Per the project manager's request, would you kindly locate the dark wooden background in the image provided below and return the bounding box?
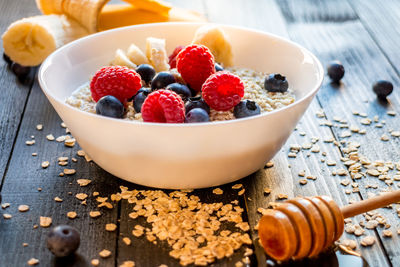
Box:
[1,0,400,266]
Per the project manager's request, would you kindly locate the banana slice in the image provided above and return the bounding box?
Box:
[2,15,88,66]
[192,25,233,67]
[112,49,137,69]
[146,37,169,72]
[36,0,64,14]
[127,44,149,66]
[61,0,109,33]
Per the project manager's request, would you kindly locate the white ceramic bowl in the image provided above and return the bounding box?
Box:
[39,23,323,189]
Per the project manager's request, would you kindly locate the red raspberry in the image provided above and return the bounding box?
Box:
[176,44,215,92]
[168,45,184,69]
[90,66,142,103]
[202,71,244,111]
[141,89,185,123]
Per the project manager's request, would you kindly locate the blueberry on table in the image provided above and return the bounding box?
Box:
[3,53,12,66]
[185,108,210,123]
[133,88,151,113]
[234,100,261,118]
[185,96,210,114]
[96,95,124,118]
[11,62,31,81]
[215,63,224,72]
[136,64,156,84]
[166,83,192,100]
[264,74,289,93]
[151,71,176,90]
[373,80,393,99]
[47,225,80,257]
[327,61,345,83]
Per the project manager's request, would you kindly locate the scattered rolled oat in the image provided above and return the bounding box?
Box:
[99,249,112,258]
[265,161,274,168]
[106,223,117,232]
[123,237,132,245]
[3,213,12,219]
[36,124,43,131]
[40,216,52,227]
[41,161,49,168]
[61,122,67,128]
[25,140,35,146]
[277,194,288,200]
[238,188,245,196]
[232,184,243,190]
[90,211,101,218]
[1,203,10,209]
[75,193,88,201]
[54,197,63,202]
[212,188,223,195]
[264,188,271,195]
[299,179,308,185]
[27,258,39,265]
[46,134,55,141]
[18,205,29,212]
[77,179,92,187]
[64,138,76,147]
[120,261,135,267]
[360,236,375,246]
[340,239,357,250]
[91,259,100,266]
[383,230,392,237]
[67,211,77,219]
[63,168,76,175]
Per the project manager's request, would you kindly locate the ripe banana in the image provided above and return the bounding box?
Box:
[112,49,137,68]
[192,25,234,67]
[122,0,172,16]
[35,0,64,14]
[146,37,170,72]
[127,44,149,65]
[2,15,88,66]
[61,0,109,33]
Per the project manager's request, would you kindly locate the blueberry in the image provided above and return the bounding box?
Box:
[185,108,210,123]
[185,96,210,114]
[151,71,176,90]
[215,63,224,72]
[373,80,393,99]
[11,62,31,81]
[133,88,151,113]
[136,64,156,84]
[166,83,192,100]
[96,95,124,118]
[234,100,261,118]
[327,61,345,82]
[264,74,289,93]
[3,53,12,66]
[47,225,80,257]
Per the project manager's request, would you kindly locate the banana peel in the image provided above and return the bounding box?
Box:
[2,0,207,66]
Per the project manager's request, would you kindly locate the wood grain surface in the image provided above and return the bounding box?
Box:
[1,0,400,266]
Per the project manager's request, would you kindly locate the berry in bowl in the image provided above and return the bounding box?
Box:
[39,23,323,189]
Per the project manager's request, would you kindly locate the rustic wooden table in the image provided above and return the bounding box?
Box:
[1,0,400,266]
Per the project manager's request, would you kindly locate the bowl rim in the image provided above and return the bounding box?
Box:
[38,22,324,128]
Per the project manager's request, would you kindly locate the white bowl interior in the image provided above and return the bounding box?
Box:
[41,23,322,104]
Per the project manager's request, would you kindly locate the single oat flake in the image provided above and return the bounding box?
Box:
[212,188,223,195]
[27,258,39,265]
[99,249,112,258]
[67,211,77,219]
[18,205,29,212]
[40,216,52,227]
[105,223,117,231]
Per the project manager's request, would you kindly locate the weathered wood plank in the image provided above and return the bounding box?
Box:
[276,0,400,266]
[349,0,400,76]
[0,0,38,188]
[205,0,388,266]
[0,82,120,266]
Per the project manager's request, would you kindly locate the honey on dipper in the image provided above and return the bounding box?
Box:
[258,191,400,262]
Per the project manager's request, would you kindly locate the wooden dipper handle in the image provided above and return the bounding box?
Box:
[341,190,400,218]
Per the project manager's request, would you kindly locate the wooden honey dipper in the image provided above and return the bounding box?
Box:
[258,190,400,262]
